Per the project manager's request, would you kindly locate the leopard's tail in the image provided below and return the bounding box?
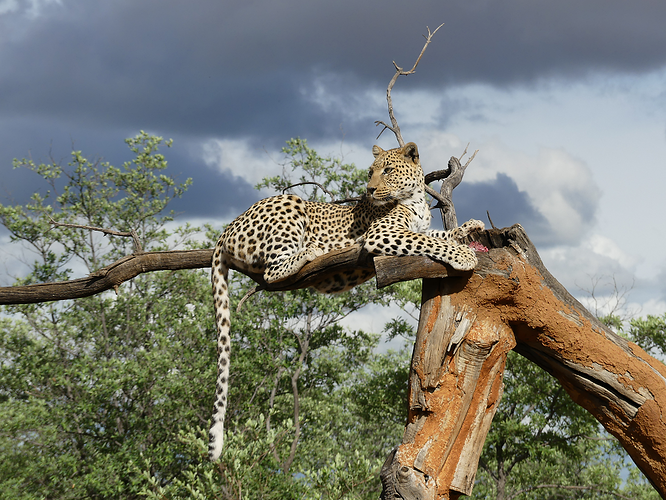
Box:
[208,241,231,461]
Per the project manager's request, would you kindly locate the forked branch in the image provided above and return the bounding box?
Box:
[421,144,478,230]
[375,23,445,146]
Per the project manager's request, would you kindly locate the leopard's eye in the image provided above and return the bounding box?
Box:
[383,167,393,175]
[368,169,373,180]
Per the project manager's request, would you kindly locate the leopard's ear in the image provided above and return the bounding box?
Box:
[372,145,384,158]
[402,142,419,163]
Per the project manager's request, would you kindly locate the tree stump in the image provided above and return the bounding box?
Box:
[379,277,515,499]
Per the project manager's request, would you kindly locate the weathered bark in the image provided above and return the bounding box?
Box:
[0,249,214,304]
[379,276,515,500]
[377,225,666,499]
[0,245,372,304]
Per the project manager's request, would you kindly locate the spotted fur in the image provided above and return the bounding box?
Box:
[208,142,484,460]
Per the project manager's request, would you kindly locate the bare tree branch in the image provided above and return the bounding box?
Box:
[438,145,478,229]
[486,210,497,229]
[0,249,213,304]
[49,217,143,253]
[421,144,479,229]
[282,181,336,201]
[332,196,363,205]
[282,182,362,205]
[236,285,263,312]
[375,23,445,146]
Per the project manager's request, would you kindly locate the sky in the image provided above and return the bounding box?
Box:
[1,0,665,322]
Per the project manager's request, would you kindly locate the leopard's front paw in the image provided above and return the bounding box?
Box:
[460,219,485,234]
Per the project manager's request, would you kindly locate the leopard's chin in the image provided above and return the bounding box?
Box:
[370,195,394,206]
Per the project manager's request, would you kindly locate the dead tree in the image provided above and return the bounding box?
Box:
[374,228,666,499]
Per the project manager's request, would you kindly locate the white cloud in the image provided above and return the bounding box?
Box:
[627,299,666,319]
[584,234,638,268]
[0,0,60,17]
[541,240,634,294]
[200,138,281,190]
[418,131,600,245]
[199,135,381,195]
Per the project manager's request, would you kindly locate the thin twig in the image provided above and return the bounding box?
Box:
[486,210,497,230]
[375,23,445,146]
[48,217,143,253]
[459,143,479,169]
[283,182,362,205]
[437,144,479,228]
[282,181,336,201]
[236,285,263,312]
[424,185,448,208]
[333,196,362,205]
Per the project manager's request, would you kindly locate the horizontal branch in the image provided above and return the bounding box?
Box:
[0,250,213,304]
[0,241,466,305]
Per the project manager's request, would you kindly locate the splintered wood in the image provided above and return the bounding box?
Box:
[381,278,515,500]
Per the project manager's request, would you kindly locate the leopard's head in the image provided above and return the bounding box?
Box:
[366,142,424,205]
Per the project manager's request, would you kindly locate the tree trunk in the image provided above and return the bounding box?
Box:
[378,225,666,499]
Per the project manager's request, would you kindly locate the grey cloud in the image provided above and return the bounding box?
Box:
[2,0,666,142]
[2,0,665,220]
[166,139,261,220]
[451,173,553,246]
[0,122,258,221]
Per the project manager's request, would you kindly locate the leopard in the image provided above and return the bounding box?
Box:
[208,141,484,460]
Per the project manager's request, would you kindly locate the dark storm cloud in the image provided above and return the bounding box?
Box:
[1,0,665,218]
[451,173,553,246]
[0,120,258,221]
[2,0,666,139]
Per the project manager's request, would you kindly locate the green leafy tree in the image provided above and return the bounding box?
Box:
[630,313,666,356]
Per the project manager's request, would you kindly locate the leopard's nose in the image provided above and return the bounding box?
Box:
[367,187,376,195]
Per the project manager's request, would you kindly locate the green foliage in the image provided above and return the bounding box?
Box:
[630,313,666,356]
[256,137,367,202]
